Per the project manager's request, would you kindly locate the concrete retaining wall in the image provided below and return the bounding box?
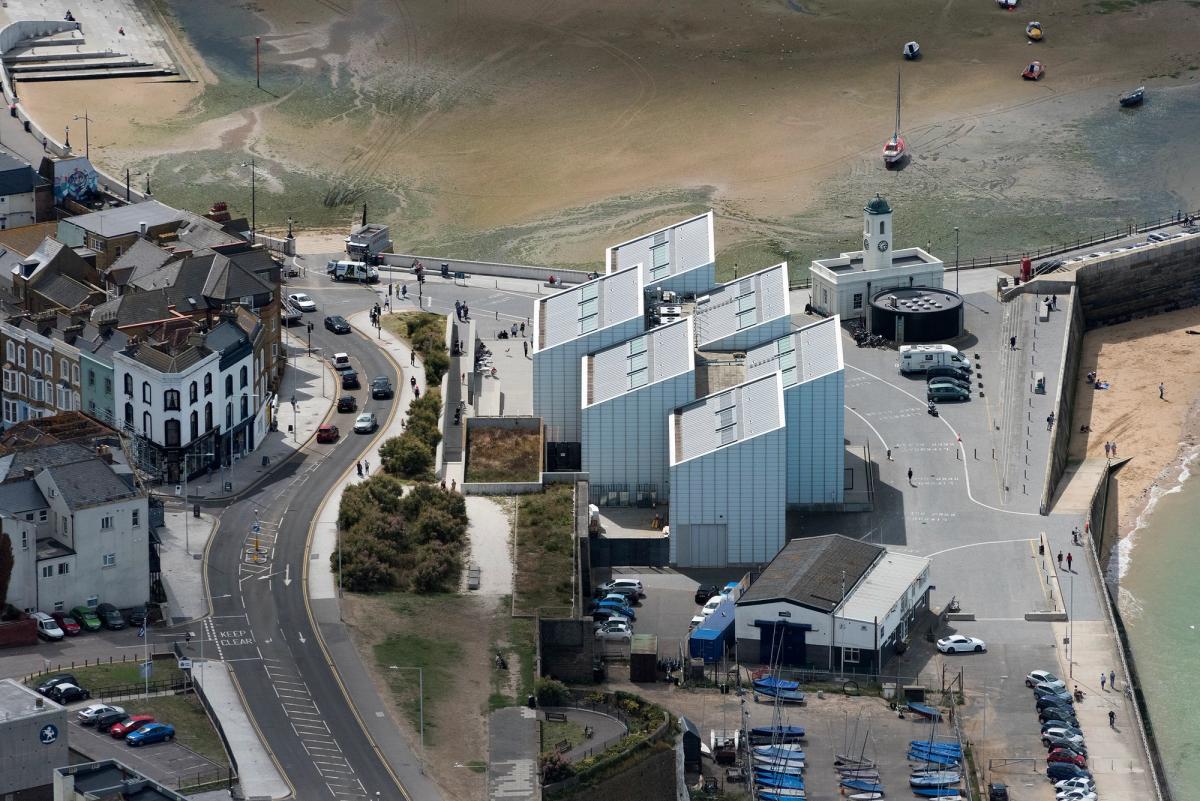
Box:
[381,252,593,286]
[1040,289,1085,514]
[1075,236,1200,327]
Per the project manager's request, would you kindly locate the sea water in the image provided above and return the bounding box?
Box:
[1120,450,1200,797]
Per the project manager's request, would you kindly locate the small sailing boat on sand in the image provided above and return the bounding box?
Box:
[883,70,907,167]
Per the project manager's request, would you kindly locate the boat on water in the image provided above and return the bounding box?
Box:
[1026,21,1043,40]
[751,724,806,742]
[841,779,884,793]
[910,772,962,788]
[883,70,907,166]
[907,701,942,721]
[1120,87,1145,107]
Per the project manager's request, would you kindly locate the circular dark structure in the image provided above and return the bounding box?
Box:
[870,286,964,343]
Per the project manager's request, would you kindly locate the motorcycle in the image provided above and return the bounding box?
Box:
[927,401,939,417]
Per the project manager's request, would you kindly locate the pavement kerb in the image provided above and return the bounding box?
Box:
[195,359,339,506]
[171,512,221,627]
[297,318,416,801]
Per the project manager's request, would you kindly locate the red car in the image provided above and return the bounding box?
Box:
[110,715,155,739]
[1047,748,1087,768]
[316,424,340,443]
[50,611,81,636]
[1022,61,1045,81]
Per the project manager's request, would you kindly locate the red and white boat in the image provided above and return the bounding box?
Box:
[883,71,907,166]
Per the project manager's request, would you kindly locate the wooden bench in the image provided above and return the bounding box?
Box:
[545,711,567,722]
[556,739,571,754]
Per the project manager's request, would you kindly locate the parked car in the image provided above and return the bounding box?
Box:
[928,382,971,402]
[370,377,394,399]
[287,293,317,312]
[928,375,971,392]
[720,581,740,598]
[50,611,81,636]
[126,607,148,627]
[49,683,91,703]
[1033,685,1074,704]
[325,315,351,334]
[1036,695,1075,712]
[126,722,175,747]
[599,578,645,597]
[1042,724,1084,739]
[69,606,102,632]
[1044,735,1086,755]
[78,704,124,726]
[1039,711,1080,728]
[593,601,636,620]
[700,596,724,616]
[689,615,706,628]
[316,424,340,443]
[95,603,126,630]
[590,609,631,625]
[595,593,632,607]
[1056,791,1096,801]
[1027,670,1065,690]
[595,585,639,604]
[1046,763,1091,782]
[94,710,131,732]
[337,395,358,413]
[936,635,986,653]
[694,585,718,604]
[1047,749,1087,768]
[1147,231,1171,243]
[36,674,77,696]
[353,412,377,433]
[926,365,972,383]
[1055,777,1095,794]
[31,611,65,641]
[595,622,633,642]
[110,715,155,739]
[341,370,360,390]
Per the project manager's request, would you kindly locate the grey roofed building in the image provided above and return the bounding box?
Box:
[736,535,883,612]
[55,759,190,801]
[106,237,179,290]
[92,287,176,327]
[175,210,242,251]
[585,316,694,406]
[745,314,844,388]
[535,266,642,352]
[671,371,785,464]
[61,199,185,237]
[29,270,91,309]
[0,152,40,195]
[692,262,791,350]
[0,479,45,514]
[43,459,138,510]
[0,442,95,481]
[605,211,716,295]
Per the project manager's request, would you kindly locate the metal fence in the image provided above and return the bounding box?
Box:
[173,765,236,792]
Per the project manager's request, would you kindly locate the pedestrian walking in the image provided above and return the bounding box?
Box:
[1046,412,1055,431]
[1109,670,1116,689]
[462,303,469,319]
[907,467,914,485]
[454,300,462,320]
[1112,440,1118,457]
[1072,527,1081,546]
[364,460,369,475]
[1104,441,1111,458]
[1100,672,1106,690]
[450,479,457,492]
[1057,551,1063,569]
[523,340,529,357]
[887,448,893,461]
[1159,382,1165,400]
[1109,710,1116,727]
[1010,335,1017,350]
[1066,552,1073,572]
[410,351,416,366]
[414,385,420,399]
[384,298,391,312]
[356,462,363,477]
[401,284,408,299]
[520,321,526,337]
[511,323,518,338]
[1051,294,1058,310]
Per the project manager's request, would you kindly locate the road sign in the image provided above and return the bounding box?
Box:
[178,658,193,669]
[137,625,146,639]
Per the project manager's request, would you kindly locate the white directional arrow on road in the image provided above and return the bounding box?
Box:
[298,631,307,645]
[284,564,291,587]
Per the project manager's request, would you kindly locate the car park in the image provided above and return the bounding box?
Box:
[36,675,77,696]
[94,710,131,732]
[1026,670,1065,689]
[110,715,155,739]
[49,683,91,703]
[69,606,102,632]
[95,603,126,630]
[1044,735,1086,755]
[928,383,971,402]
[32,611,65,640]
[595,622,633,641]
[600,579,645,597]
[926,365,972,383]
[316,424,340,443]
[337,395,358,413]
[370,377,394,399]
[936,634,986,653]
[342,369,360,390]
[287,293,317,312]
[51,611,81,636]
[694,585,718,604]
[325,315,351,334]
[353,412,377,433]
[1046,763,1091,782]
[126,722,175,746]
[78,704,124,725]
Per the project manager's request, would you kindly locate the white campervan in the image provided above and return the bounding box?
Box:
[899,344,973,374]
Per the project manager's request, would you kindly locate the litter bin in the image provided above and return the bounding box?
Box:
[193,504,200,518]
[224,481,232,493]
[262,455,270,467]
[527,694,536,709]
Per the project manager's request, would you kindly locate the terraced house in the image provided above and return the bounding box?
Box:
[0,315,82,426]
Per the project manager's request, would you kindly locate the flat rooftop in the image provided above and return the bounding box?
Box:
[61,199,185,238]
[536,266,642,352]
[745,314,844,387]
[585,316,694,406]
[0,677,62,720]
[813,246,941,275]
[692,262,790,348]
[606,211,715,287]
[840,550,930,624]
[671,371,784,464]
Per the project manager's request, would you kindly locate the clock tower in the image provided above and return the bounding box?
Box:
[862,193,893,271]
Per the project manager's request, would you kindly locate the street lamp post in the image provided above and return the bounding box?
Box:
[241,158,257,232]
[954,227,960,294]
[72,111,91,159]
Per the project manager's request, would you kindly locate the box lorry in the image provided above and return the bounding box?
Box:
[899,344,973,374]
[345,223,391,261]
[326,260,380,284]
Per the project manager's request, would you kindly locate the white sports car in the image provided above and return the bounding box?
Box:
[936,635,986,654]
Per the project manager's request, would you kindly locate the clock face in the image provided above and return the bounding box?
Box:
[864,238,870,251]
[877,240,889,253]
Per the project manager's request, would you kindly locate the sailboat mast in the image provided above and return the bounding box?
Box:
[894,70,902,138]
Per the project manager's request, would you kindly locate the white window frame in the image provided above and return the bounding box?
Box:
[100,515,114,531]
[60,358,69,378]
[843,647,861,664]
[102,553,116,567]
[32,349,40,372]
[16,345,25,367]
[131,509,140,528]
[38,510,47,522]
[4,340,12,362]
[41,564,52,578]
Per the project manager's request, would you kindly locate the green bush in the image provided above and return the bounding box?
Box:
[381,435,434,478]
[409,541,461,593]
[540,750,575,784]
[535,677,571,707]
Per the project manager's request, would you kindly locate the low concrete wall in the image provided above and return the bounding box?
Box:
[1040,289,1085,514]
[1075,235,1200,328]
[381,252,593,286]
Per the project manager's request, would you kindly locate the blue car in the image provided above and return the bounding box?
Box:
[126,722,175,746]
[594,600,636,620]
[1045,762,1091,782]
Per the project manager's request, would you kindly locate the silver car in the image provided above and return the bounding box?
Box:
[353,412,378,434]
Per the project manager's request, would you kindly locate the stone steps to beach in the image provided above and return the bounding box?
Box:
[4,50,126,64]
[15,64,178,81]
[9,56,146,73]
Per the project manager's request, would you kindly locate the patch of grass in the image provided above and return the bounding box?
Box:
[373,594,466,745]
[541,719,587,753]
[464,760,487,773]
[27,660,184,692]
[120,693,228,767]
[512,486,576,615]
[466,427,541,483]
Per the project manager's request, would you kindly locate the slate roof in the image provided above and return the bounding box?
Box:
[736,535,883,612]
[201,254,272,300]
[96,288,176,327]
[45,459,138,510]
[0,223,58,257]
[175,211,241,251]
[109,238,178,287]
[0,442,94,480]
[64,200,184,238]
[0,152,36,195]
[0,480,46,513]
[33,271,92,308]
[127,340,209,373]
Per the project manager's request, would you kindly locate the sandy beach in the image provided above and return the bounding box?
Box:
[17,0,1200,271]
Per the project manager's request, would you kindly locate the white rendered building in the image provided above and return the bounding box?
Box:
[745,315,846,508]
[606,211,717,297]
[581,317,696,505]
[668,372,787,567]
[809,195,943,320]
[693,263,791,352]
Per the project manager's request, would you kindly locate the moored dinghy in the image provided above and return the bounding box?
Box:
[910,771,962,787]
[848,795,884,801]
[1119,87,1145,107]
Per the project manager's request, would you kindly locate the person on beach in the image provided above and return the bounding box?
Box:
[1160,382,1165,400]
[907,467,914,486]
[1105,442,1111,458]
[1010,335,1017,350]
[1101,673,1106,690]
[1067,552,1073,572]
[1113,440,1118,457]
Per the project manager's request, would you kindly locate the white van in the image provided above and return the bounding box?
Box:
[32,611,64,641]
[899,344,973,374]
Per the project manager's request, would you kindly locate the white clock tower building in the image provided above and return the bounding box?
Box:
[862,193,893,271]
